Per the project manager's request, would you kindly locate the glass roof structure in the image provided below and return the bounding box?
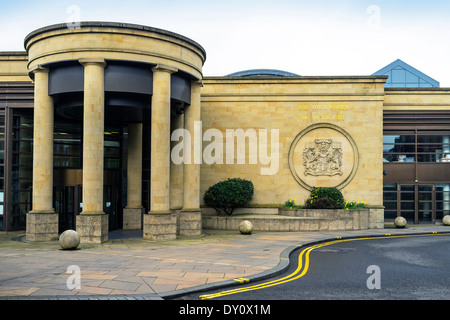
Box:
[226,69,300,77]
[372,59,439,88]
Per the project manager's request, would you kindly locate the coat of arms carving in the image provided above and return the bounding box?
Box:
[302,139,343,176]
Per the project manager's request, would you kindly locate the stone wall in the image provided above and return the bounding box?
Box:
[202,207,384,232]
[200,76,386,210]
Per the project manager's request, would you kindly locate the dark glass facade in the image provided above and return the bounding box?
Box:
[383,116,450,224]
[0,104,134,232]
[384,131,450,163]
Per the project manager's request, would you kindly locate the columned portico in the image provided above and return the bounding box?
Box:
[26,66,58,242]
[22,22,206,242]
[76,58,108,244]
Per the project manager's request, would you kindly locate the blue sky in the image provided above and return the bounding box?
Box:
[1,0,449,86]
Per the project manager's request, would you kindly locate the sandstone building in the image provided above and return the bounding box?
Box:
[0,22,448,243]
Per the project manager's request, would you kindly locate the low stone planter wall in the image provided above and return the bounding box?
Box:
[279,208,369,230]
[202,207,384,232]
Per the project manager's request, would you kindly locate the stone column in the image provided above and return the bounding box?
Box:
[26,66,58,242]
[123,122,144,230]
[180,80,203,236]
[170,113,184,226]
[76,58,108,244]
[143,64,178,241]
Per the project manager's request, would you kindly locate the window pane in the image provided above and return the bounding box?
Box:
[436,202,450,211]
[384,183,397,191]
[418,193,432,201]
[385,211,397,220]
[417,145,450,153]
[383,135,415,144]
[383,154,415,162]
[418,135,450,143]
[406,71,419,83]
[384,192,397,201]
[436,183,450,191]
[401,212,415,223]
[384,202,397,210]
[401,193,414,201]
[392,69,406,83]
[401,202,414,210]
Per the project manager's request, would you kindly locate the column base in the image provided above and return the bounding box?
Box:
[143,212,177,241]
[123,207,144,230]
[76,213,108,244]
[179,209,202,236]
[26,212,59,242]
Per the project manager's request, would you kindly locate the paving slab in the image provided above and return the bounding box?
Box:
[0,225,449,300]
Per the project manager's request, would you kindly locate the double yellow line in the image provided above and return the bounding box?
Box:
[199,232,450,300]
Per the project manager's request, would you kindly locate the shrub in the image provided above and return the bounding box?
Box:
[204,178,254,216]
[307,187,344,209]
[305,197,340,209]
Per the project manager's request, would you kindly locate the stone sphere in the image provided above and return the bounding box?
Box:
[59,230,81,250]
[239,220,253,235]
[394,216,407,229]
[443,215,450,226]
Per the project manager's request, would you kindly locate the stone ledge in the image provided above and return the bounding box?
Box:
[202,207,384,232]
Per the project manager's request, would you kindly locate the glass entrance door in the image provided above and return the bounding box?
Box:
[54,185,82,233]
[418,185,434,223]
[399,184,435,224]
[104,185,120,231]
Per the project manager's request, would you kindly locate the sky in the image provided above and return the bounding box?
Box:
[1,0,450,86]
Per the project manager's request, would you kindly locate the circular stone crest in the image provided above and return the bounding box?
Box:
[288,123,359,191]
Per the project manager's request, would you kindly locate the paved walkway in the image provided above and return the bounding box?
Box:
[0,225,449,300]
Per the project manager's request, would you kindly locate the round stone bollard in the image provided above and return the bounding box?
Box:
[59,230,81,250]
[394,216,407,229]
[239,220,253,235]
[443,215,450,226]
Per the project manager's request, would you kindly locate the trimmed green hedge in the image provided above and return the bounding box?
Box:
[304,187,344,209]
[204,178,254,216]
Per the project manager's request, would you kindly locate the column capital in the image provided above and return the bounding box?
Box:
[152,64,178,74]
[29,65,49,74]
[79,58,107,68]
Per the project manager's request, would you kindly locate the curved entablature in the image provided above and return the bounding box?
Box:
[24,22,206,123]
[24,21,206,80]
[226,69,300,77]
[46,59,192,122]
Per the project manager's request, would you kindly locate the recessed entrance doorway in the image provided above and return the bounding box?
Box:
[54,169,121,233]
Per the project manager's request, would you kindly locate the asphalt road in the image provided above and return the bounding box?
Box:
[180,233,450,300]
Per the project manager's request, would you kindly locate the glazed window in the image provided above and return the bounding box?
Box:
[417,132,450,163]
[383,131,450,163]
[53,121,82,168]
[383,132,415,162]
[11,111,33,228]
